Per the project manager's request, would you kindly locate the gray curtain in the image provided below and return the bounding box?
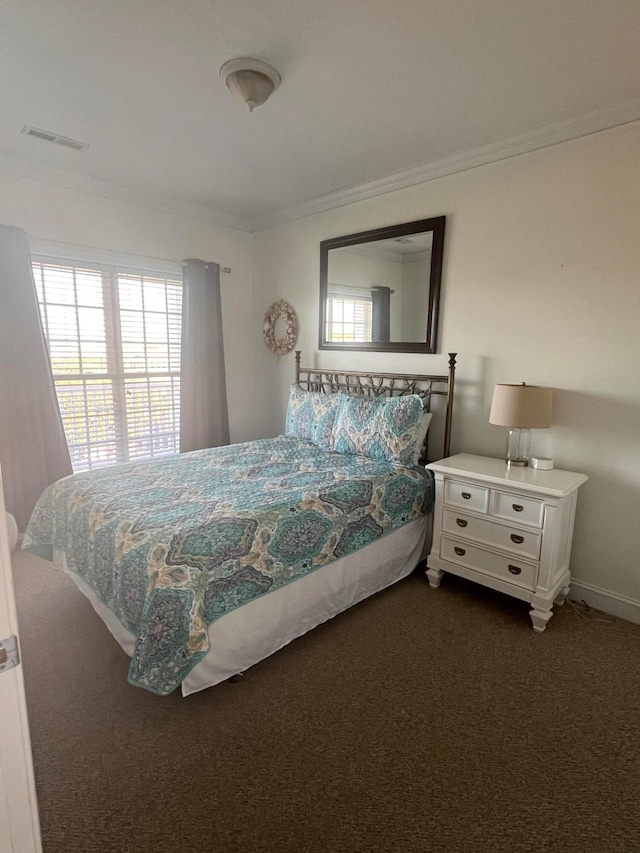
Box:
[0,225,72,529]
[372,286,391,342]
[180,259,230,453]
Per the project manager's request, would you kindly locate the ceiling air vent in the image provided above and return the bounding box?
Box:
[22,126,88,151]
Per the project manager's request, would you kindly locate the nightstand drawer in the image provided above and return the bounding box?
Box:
[441,536,538,590]
[444,479,489,514]
[442,508,542,560]
[491,491,544,528]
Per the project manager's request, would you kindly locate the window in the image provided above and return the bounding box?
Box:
[33,259,182,472]
[326,291,372,343]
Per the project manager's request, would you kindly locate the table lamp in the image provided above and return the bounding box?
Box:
[489,383,553,466]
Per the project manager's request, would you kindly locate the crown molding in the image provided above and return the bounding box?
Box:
[0,153,253,232]
[250,96,640,231]
[2,97,640,235]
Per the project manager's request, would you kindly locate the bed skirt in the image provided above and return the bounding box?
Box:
[54,515,430,697]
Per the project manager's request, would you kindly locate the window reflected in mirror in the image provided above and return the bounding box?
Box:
[326,290,372,343]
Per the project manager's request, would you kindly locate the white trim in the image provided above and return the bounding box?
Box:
[0,153,253,232]
[569,579,640,626]
[30,239,183,277]
[252,97,640,230]
[1,97,640,233]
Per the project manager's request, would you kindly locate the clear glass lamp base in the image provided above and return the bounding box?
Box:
[505,428,531,467]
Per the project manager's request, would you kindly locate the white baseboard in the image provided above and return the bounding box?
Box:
[569,580,640,626]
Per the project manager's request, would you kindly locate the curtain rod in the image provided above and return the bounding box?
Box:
[328,283,395,294]
[181,261,232,273]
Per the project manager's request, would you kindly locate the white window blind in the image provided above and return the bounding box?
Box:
[33,258,182,472]
[326,294,372,343]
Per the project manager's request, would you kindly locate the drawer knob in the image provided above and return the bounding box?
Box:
[512,504,524,512]
[456,519,468,528]
[508,565,522,575]
[454,546,466,556]
[510,534,524,544]
[461,492,472,500]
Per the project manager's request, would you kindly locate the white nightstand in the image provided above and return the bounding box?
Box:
[426,454,588,632]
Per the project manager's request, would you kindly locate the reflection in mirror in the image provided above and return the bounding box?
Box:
[319,217,445,353]
[327,232,432,344]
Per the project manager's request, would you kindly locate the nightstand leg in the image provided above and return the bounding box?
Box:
[426,566,444,589]
[554,584,571,607]
[529,607,553,633]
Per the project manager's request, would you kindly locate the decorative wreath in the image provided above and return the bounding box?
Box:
[263,299,299,356]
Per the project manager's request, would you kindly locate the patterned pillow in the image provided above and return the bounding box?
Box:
[285,385,345,450]
[332,394,423,466]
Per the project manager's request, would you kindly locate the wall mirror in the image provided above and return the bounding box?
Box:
[319,216,445,353]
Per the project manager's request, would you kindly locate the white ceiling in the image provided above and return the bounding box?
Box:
[2,1,640,231]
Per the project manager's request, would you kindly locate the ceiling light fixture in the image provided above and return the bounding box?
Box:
[219,58,281,112]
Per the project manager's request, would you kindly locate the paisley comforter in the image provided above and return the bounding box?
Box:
[23,436,432,695]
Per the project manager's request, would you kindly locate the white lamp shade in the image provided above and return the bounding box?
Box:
[489,384,553,429]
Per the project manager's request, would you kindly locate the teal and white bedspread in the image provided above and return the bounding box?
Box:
[23,436,432,695]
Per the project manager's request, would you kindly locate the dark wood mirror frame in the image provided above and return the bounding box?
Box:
[319,215,445,353]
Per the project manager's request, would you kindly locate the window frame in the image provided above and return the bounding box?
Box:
[33,254,183,471]
[325,290,373,344]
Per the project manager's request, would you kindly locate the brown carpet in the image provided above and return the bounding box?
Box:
[11,549,640,853]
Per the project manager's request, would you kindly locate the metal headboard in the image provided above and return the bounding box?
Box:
[294,351,457,462]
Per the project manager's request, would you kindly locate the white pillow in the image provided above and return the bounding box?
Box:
[413,411,433,464]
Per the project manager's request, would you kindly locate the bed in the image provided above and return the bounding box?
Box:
[23,353,457,696]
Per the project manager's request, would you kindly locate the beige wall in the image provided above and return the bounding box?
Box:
[253,123,640,614]
[0,171,256,443]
